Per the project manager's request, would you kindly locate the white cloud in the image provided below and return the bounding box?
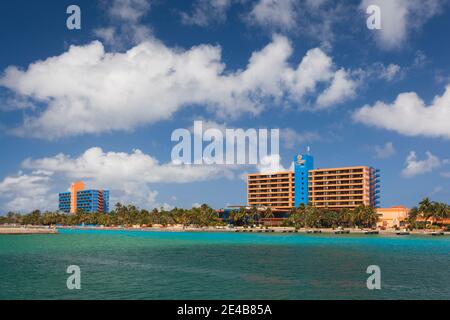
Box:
[316,69,356,108]
[351,62,402,84]
[22,147,234,186]
[249,0,298,30]
[353,85,450,139]
[114,183,173,211]
[282,128,322,149]
[180,0,346,49]
[378,64,401,81]
[94,0,152,47]
[189,120,228,136]
[1,35,357,139]
[0,147,239,212]
[257,154,290,174]
[0,172,55,212]
[93,27,116,45]
[374,142,396,159]
[283,47,332,98]
[248,0,352,49]
[298,1,350,50]
[107,0,151,22]
[360,0,445,50]
[181,0,233,26]
[401,151,442,178]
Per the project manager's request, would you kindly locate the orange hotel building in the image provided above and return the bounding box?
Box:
[247,154,381,211]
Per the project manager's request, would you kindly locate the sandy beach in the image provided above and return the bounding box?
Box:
[55,225,449,236]
[0,226,58,235]
[1,224,447,236]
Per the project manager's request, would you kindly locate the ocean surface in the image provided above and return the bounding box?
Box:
[0,229,449,300]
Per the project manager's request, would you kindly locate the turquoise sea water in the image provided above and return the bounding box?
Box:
[0,229,449,300]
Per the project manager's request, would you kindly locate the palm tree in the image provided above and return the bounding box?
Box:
[286,207,304,229]
[419,198,433,212]
[433,202,448,225]
[419,198,434,224]
[262,207,274,227]
[228,208,247,226]
[351,205,378,228]
[238,207,248,226]
[363,205,379,228]
[6,212,20,224]
[340,208,352,227]
[228,210,237,225]
[264,207,274,219]
[250,206,259,225]
[304,206,321,228]
[406,206,420,229]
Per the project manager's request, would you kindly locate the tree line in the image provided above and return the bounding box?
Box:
[283,204,379,229]
[1,198,449,229]
[407,198,450,229]
[0,202,378,228]
[0,203,222,228]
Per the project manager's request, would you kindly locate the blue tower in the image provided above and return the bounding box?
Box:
[294,154,314,207]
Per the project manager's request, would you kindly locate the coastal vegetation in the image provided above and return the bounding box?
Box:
[0,203,223,228]
[406,198,450,229]
[0,198,449,230]
[283,204,379,229]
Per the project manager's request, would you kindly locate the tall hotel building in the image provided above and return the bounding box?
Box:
[59,181,110,214]
[247,154,380,210]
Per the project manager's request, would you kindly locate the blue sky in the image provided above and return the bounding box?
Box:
[1,0,450,214]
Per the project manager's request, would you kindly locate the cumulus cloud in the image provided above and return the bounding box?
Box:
[257,154,291,174]
[22,147,234,186]
[401,151,442,178]
[360,0,445,50]
[248,0,298,30]
[353,85,450,139]
[316,69,356,108]
[181,0,233,26]
[107,0,151,22]
[0,172,55,212]
[0,35,357,139]
[374,142,396,159]
[0,147,239,213]
[247,0,350,49]
[94,0,152,47]
[189,120,228,136]
[179,0,349,48]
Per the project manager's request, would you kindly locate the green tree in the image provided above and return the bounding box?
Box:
[351,205,378,228]
[419,198,434,224]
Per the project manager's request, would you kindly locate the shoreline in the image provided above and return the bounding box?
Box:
[0,226,58,235]
[1,225,448,236]
[55,225,449,236]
